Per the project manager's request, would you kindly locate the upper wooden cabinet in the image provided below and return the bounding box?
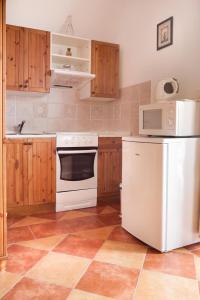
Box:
[79,40,119,100]
[91,41,119,99]
[6,25,50,93]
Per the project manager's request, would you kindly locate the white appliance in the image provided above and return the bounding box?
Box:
[56,132,98,212]
[121,136,200,252]
[139,100,200,137]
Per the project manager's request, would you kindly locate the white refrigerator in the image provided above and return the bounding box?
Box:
[121,136,200,252]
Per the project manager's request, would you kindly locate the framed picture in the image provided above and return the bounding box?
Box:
[157,17,173,50]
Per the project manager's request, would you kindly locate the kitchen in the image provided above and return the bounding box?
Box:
[1,0,200,299]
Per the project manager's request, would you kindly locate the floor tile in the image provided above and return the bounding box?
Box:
[6,244,47,274]
[53,234,104,259]
[59,210,95,221]
[100,206,118,214]
[67,289,114,300]
[10,216,52,228]
[172,247,191,254]
[17,235,66,251]
[192,249,200,257]
[30,221,68,238]
[32,211,65,221]
[76,261,139,300]
[74,226,115,240]
[108,226,144,245]
[143,249,196,279]
[134,270,199,300]
[80,206,106,214]
[95,240,147,269]
[30,215,104,239]
[0,271,21,299]
[186,242,200,252]
[27,251,91,288]
[8,226,34,244]
[7,216,24,228]
[194,255,200,281]
[98,213,121,226]
[2,277,71,300]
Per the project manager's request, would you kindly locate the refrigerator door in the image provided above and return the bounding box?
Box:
[121,141,167,251]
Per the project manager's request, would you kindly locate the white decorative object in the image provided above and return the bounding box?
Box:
[65,15,74,36]
[156,78,179,101]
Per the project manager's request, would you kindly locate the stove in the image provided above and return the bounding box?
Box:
[56,132,98,212]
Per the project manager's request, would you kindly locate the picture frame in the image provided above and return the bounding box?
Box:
[157,17,173,50]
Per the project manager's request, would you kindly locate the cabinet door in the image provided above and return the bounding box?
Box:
[24,28,50,93]
[98,137,122,200]
[6,25,24,91]
[6,139,27,208]
[91,41,119,98]
[27,138,54,205]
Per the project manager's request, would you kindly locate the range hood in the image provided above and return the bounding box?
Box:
[51,69,95,89]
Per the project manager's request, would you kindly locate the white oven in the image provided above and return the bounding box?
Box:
[56,133,98,212]
[139,100,200,137]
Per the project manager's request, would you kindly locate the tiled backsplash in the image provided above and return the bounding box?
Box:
[6,81,151,134]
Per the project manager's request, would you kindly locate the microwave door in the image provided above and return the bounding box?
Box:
[143,109,162,130]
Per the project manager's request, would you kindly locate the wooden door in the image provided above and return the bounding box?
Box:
[5,139,27,208]
[27,138,54,205]
[91,40,119,98]
[98,137,122,200]
[24,28,50,93]
[6,25,24,91]
[0,0,6,271]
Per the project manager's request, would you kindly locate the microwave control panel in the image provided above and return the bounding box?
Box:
[166,107,176,129]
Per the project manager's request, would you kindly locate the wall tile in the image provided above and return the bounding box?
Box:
[33,103,48,118]
[91,104,104,120]
[6,81,151,133]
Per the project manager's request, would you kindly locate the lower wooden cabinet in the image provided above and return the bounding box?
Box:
[5,138,56,208]
[98,137,122,201]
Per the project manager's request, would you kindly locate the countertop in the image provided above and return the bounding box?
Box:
[5,131,132,139]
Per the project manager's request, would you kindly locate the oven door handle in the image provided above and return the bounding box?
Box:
[57,150,97,155]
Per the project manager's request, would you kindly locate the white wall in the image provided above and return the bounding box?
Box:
[118,0,200,100]
[7,0,200,101]
[6,0,124,43]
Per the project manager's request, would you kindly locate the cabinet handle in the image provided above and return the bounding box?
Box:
[23,85,28,88]
[23,142,32,146]
[19,84,23,88]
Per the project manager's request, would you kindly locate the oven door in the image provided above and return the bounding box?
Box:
[56,149,97,192]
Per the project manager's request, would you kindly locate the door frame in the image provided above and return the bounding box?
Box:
[0,0,7,271]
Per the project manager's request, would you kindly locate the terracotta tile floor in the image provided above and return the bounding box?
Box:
[1,200,200,300]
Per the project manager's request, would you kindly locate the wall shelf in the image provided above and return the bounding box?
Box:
[51,32,94,88]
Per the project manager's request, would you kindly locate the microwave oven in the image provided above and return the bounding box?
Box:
[139,100,200,136]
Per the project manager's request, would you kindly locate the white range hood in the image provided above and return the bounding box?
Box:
[51,69,95,89]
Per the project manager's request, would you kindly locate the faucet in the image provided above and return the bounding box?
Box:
[16,120,26,134]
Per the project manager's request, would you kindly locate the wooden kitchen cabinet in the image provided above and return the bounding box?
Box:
[98,137,122,201]
[6,25,50,93]
[6,25,24,91]
[91,40,119,98]
[5,138,56,208]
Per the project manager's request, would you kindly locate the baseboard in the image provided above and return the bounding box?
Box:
[7,203,55,217]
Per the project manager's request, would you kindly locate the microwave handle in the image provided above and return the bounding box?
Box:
[57,150,97,155]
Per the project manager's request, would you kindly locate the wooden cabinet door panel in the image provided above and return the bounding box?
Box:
[28,138,53,205]
[91,41,119,98]
[98,137,122,199]
[24,29,50,93]
[6,25,24,91]
[6,139,27,208]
